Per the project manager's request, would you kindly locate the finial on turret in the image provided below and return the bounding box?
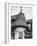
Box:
[20,6,22,13]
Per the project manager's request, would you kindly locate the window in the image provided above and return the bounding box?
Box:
[19,32,23,39]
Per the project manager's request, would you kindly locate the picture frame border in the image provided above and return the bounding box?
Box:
[5,2,36,44]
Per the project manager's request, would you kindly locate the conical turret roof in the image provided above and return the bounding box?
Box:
[11,7,28,27]
[16,7,26,21]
